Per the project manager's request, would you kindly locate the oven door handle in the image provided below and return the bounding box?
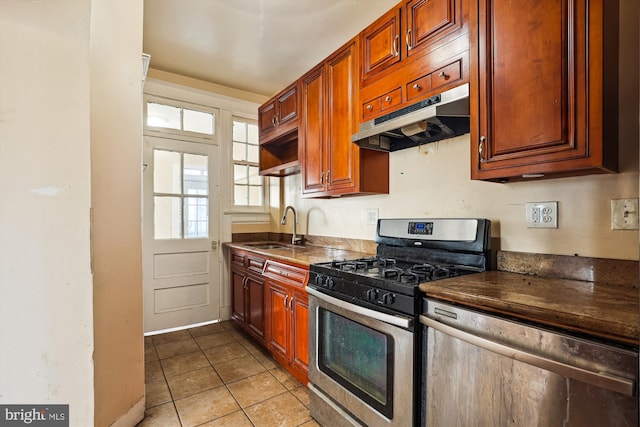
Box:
[306,286,413,329]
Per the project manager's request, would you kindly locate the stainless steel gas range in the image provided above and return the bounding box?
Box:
[306,218,491,427]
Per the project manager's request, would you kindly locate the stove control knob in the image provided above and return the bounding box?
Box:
[366,289,378,301]
[382,292,395,305]
[325,278,335,289]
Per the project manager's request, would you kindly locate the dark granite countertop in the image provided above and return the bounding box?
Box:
[420,270,639,346]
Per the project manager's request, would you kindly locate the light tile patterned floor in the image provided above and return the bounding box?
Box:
[137,321,321,427]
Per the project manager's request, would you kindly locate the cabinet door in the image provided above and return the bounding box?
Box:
[360,6,402,85]
[246,273,265,343]
[258,100,277,135]
[276,84,299,128]
[471,0,615,181]
[290,290,309,374]
[230,266,247,323]
[268,282,289,359]
[326,42,358,193]
[405,0,463,58]
[300,65,326,194]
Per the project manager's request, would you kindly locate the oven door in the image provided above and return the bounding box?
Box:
[307,286,415,427]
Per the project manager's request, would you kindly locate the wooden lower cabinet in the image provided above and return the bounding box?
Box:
[264,260,310,384]
[230,251,266,346]
[229,248,309,384]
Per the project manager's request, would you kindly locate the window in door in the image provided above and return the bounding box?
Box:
[154,149,209,239]
[232,118,264,207]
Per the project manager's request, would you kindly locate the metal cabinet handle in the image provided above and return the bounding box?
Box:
[272,115,279,127]
[479,136,486,162]
[366,104,373,110]
[419,315,636,397]
[320,171,324,185]
[393,35,399,57]
[384,95,392,102]
[326,169,330,184]
[289,297,294,310]
[412,83,421,90]
[438,71,448,78]
[284,295,289,309]
[406,29,412,51]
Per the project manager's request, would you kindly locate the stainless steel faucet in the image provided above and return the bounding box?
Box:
[281,206,303,245]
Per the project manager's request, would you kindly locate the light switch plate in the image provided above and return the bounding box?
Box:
[526,201,558,228]
[366,208,379,225]
[611,198,639,230]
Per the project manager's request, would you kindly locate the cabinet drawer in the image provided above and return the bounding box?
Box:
[362,98,381,121]
[406,74,432,102]
[379,88,402,112]
[263,260,308,288]
[431,60,461,90]
[231,251,246,267]
[247,256,266,274]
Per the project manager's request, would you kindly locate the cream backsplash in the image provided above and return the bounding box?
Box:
[275,134,638,261]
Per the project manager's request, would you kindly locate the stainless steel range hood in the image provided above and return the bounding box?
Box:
[352,83,470,152]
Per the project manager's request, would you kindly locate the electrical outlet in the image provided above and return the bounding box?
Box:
[611,198,639,230]
[526,201,558,228]
[366,208,379,225]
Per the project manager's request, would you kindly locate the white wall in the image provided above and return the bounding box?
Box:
[281,0,639,261]
[0,1,94,424]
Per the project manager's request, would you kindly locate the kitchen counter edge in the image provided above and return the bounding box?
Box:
[420,270,639,347]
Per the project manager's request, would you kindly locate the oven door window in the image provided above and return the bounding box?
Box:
[318,308,393,418]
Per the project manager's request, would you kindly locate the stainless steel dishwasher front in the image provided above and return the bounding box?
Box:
[420,298,639,427]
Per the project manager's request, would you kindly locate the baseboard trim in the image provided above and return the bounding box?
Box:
[109,397,144,427]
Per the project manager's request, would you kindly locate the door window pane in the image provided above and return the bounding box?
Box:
[154,196,182,239]
[184,154,208,195]
[184,197,208,239]
[154,150,181,194]
[153,149,209,240]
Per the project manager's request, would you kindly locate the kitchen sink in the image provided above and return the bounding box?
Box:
[245,242,292,250]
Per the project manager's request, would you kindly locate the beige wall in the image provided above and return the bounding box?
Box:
[0,1,95,424]
[277,0,639,261]
[90,1,145,426]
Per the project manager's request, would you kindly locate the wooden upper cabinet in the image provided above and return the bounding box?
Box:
[360,0,466,88]
[258,81,302,176]
[258,81,299,144]
[358,0,470,123]
[471,0,618,182]
[405,0,463,59]
[301,39,389,198]
[360,6,402,86]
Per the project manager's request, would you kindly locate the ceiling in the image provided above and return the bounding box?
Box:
[143,0,398,97]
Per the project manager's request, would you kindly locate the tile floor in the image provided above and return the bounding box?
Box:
[138,321,321,427]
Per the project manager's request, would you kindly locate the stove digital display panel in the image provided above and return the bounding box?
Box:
[408,222,433,235]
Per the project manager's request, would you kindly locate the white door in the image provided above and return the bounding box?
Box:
[142,135,220,333]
